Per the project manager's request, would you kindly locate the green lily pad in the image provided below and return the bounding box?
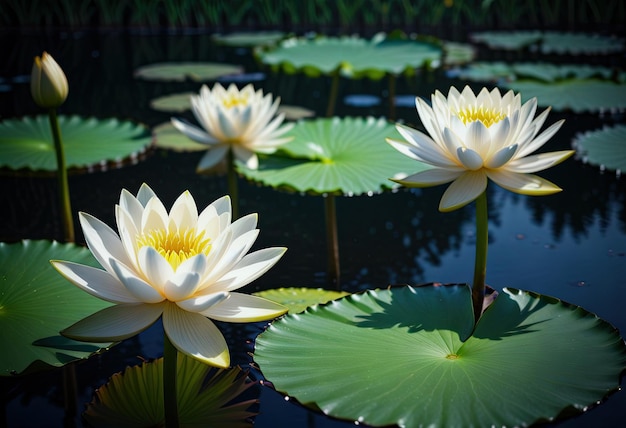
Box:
[254,284,626,427]
[442,41,477,66]
[84,353,257,427]
[255,33,442,79]
[150,92,196,112]
[470,31,624,55]
[572,124,626,175]
[211,31,287,47]
[236,116,431,196]
[254,288,349,314]
[0,115,151,174]
[134,62,244,82]
[277,105,315,121]
[0,240,114,376]
[152,122,207,152]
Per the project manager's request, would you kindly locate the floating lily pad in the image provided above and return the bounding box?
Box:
[152,122,207,151]
[212,31,287,47]
[134,62,244,82]
[236,116,431,196]
[255,33,442,79]
[0,240,114,376]
[442,41,477,66]
[470,31,624,55]
[254,284,626,427]
[0,115,151,174]
[572,125,626,175]
[254,288,349,314]
[84,353,257,427]
[150,92,196,112]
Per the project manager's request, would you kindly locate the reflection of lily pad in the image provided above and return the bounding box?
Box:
[152,122,207,151]
[572,125,626,175]
[254,288,349,314]
[212,31,286,47]
[470,31,625,55]
[84,353,257,427]
[134,62,244,82]
[0,240,114,376]
[236,116,431,196]
[0,115,151,174]
[256,33,442,79]
[255,284,626,427]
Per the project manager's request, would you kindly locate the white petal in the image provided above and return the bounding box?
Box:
[171,117,219,144]
[202,229,260,286]
[232,145,258,169]
[506,150,574,173]
[230,213,258,240]
[119,188,145,225]
[168,190,198,231]
[51,261,139,303]
[485,144,517,169]
[175,291,229,313]
[439,171,487,212]
[110,258,165,303]
[393,168,464,187]
[136,183,157,207]
[163,254,207,301]
[197,145,229,172]
[141,196,168,234]
[217,108,239,140]
[394,125,457,167]
[201,292,288,322]
[465,120,491,154]
[487,170,563,195]
[210,247,287,292]
[516,119,565,158]
[61,302,165,342]
[137,246,172,295]
[78,212,131,275]
[456,147,483,170]
[162,303,230,368]
[115,205,141,270]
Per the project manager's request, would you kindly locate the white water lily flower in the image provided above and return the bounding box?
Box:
[171,83,293,171]
[387,86,574,212]
[51,184,287,368]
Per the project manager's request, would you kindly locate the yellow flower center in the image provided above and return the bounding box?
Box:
[137,228,211,270]
[457,106,505,128]
[221,94,249,109]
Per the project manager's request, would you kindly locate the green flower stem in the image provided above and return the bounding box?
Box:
[324,194,341,289]
[472,191,488,323]
[48,108,75,242]
[325,71,340,118]
[227,148,239,219]
[163,333,179,428]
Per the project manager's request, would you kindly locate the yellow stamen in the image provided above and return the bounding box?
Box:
[222,94,249,109]
[457,106,505,128]
[137,228,211,271]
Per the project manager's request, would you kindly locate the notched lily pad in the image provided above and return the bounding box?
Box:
[0,240,114,376]
[572,124,626,175]
[255,33,442,79]
[236,116,431,196]
[254,284,626,427]
[84,353,257,427]
[0,115,151,175]
[254,288,349,314]
[134,62,244,82]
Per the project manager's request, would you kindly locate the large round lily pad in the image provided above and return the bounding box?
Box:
[0,115,151,174]
[134,62,243,82]
[0,240,114,376]
[84,353,257,427]
[236,116,431,196]
[255,33,442,79]
[573,124,626,175]
[254,284,626,427]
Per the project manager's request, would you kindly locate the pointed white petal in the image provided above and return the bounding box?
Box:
[141,196,168,234]
[171,117,219,144]
[78,212,130,275]
[485,144,518,169]
[392,168,464,187]
[197,145,229,172]
[516,119,565,158]
[137,246,172,295]
[217,109,239,140]
[202,229,260,286]
[51,261,139,303]
[110,258,165,303]
[201,292,288,322]
[487,170,563,195]
[456,147,484,170]
[119,188,145,225]
[506,150,574,173]
[439,171,487,212]
[210,247,287,292]
[162,303,230,368]
[175,291,229,313]
[232,145,258,169]
[136,183,157,207]
[168,190,198,231]
[61,302,165,342]
[163,254,207,301]
[230,213,258,240]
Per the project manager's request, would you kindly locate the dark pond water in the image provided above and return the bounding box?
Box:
[1,30,625,427]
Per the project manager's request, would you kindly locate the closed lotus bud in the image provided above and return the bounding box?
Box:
[30,52,68,108]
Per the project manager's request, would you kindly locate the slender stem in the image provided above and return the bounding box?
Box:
[387,74,396,121]
[227,148,239,219]
[49,108,74,242]
[163,333,179,428]
[325,71,340,118]
[324,194,340,289]
[472,191,488,323]
[62,364,77,427]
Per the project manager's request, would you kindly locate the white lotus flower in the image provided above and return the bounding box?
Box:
[51,184,287,368]
[387,86,574,212]
[171,83,293,171]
